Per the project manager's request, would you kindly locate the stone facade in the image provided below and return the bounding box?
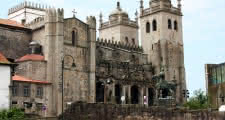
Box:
[0,0,187,118]
[139,0,186,104]
[11,81,51,117]
[95,39,153,105]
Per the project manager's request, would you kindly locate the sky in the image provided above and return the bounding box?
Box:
[1,0,225,96]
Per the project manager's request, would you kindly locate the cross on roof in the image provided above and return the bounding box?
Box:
[72,9,77,18]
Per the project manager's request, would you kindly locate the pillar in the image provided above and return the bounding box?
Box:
[128,85,131,104]
[112,83,116,104]
[145,88,149,106]
[140,87,144,105]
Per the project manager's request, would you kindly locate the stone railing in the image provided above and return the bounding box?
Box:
[141,6,181,17]
[100,19,138,29]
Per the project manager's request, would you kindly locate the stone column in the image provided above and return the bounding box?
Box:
[128,85,131,104]
[140,87,144,105]
[145,87,149,107]
[112,83,116,104]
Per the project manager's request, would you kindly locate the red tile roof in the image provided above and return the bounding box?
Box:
[0,52,10,64]
[16,54,45,62]
[12,75,51,84]
[0,19,25,28]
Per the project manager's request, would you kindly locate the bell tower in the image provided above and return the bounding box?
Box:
[139,0,186,104]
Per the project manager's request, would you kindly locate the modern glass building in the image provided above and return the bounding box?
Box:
[205,63,225,108]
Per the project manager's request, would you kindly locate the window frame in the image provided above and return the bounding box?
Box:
[23,85,30,97]
[146,22,150,33]
[153,20,157,31]
[12,85,18,96]
[174,20,178,30]
[168,19,172,29]
[36,86,43,98]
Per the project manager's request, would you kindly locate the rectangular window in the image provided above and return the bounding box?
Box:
[12,101,17,105]
[23,85,30,97]
[36,87,43,98]
[12,86,17,96]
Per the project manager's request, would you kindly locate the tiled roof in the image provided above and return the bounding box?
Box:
[16,54,45,62]
[12,75,51,84]
[0,52,10,64]
[0,19,25,28]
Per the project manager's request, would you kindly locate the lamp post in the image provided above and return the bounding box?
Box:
[61,55,76,120]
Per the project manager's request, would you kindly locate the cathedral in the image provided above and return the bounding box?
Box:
[0,0,186,117]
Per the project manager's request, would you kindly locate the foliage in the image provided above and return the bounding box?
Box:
[184,89,210,110]
[0,107,25,120]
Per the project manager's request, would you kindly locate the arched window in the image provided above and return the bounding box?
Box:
[146,22,150,33]
[96,81,104,102]
[72,30,76,46]
[153,20,157,31]
[132,38,135,45]
[125,37,128,43]
[168,19,172,29]
[174,20,178,30]
[115,84,122,104]
[131,85,139,104]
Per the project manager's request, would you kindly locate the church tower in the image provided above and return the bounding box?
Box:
[139,0,186,104]
[99,2,139,45]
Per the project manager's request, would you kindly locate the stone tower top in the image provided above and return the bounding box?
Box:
[99,1,138,30]
[99,1,139,46]
[8,1,47,24]
[140,0,182,17]
[87,16,96,29]
[8,1,48,15]
[109,1,128,21]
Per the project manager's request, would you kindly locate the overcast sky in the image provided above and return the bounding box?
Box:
[1,0,225,96]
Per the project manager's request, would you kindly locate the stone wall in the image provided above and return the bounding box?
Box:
[15,61,47,81]
[0,26,31,60]
[61,102,225,120]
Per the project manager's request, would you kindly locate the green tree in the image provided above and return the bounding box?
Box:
[184,89,209,110]
[0,107,25,120]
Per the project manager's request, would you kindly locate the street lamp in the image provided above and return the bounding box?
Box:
[61,55,76,120]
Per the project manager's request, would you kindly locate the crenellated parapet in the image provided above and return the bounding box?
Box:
[86,16,96,29]
[8,1,49,15]
[25,17,45,30]
[45,8,64,21]
[96,38,143,52]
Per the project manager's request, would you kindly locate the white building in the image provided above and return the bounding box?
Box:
[8,1,46,24]
[0,52,11,109]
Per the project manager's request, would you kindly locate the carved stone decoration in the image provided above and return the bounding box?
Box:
[130,54,139,64]
[112,50,120,61]
[97,49,104,60]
